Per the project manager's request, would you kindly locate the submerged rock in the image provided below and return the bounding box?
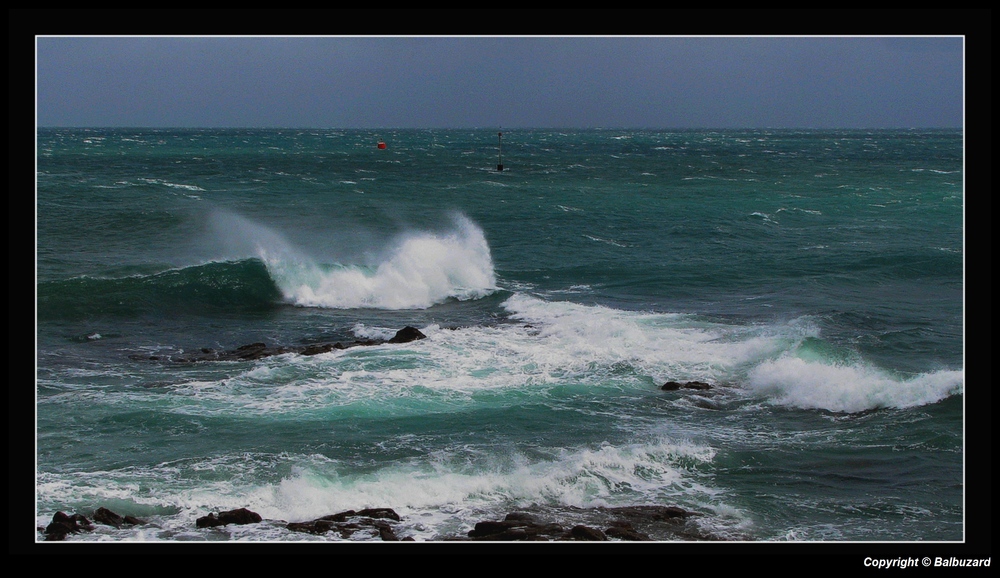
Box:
[301,343,346,356]
[93,507,144,528]
[661,380,713,391]
[132,326,428,363]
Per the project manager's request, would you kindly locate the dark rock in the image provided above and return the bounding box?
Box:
[141,326,429,364]
[684,381,712,390]
[43,511,94,541]
[234,343,294,361]
[287,519,337,534]
[196,507,262,528]
[607,505,695,520]
[287,508,403,539]
[468,520,522,537]
[93,507,125,527]
[602,505,740,541]
[480,527,529,541]
[605,522,653,541]
[388,326,427,344]
[459,507,701,541]
[196,513,222,528]
[334,523,363,539]
[567,525,607,541]
[319,510,356,523]
[661,380,712,391]
[92,507,146,528]
[357,507,402,521]
[219,507,262,525]
[234,343,268,359]
[301,343,337,356]
[376,522,399,541]
[467,517,568,541]
[43,523,73,541]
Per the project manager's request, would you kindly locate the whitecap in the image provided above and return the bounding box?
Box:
[748,357,963,413]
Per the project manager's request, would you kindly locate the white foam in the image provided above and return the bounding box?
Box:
[203,209,496,310]
[138,293,961,421]
[500,294,798,384]
[272,214,497,310]
[265,438,717,524]
[747,357,963,412]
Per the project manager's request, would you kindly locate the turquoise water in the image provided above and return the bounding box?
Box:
[35,128,964,542]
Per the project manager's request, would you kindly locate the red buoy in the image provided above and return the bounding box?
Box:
[377,141,386,149]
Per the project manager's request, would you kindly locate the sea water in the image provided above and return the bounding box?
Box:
[34,127,964,542]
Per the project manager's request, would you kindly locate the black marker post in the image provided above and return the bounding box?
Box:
[497,131,504,172]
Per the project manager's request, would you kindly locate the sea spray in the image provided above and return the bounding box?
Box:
[209,210,497,310]
[261,438,718,523]
[207,208,309,266]
[747,357,963,412]
[36,128,966,542]
[291,214,494,309]
[500,293,811,384]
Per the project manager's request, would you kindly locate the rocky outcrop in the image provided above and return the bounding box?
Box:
[42,511,94,541]
[661,380,712,391]
[287,508,404,541]
[606,505,694,520]
[460,508,701,541]
[457,504,722,541]
[568,524,607,541]
[301,343,347,356]
[387,326,427,343]
[196,507,263,528]
[39,507,147,540]
[39,503,722,542]
[93,507,144,528]
[601,505,732,541]
[131,326,428,363]
[466,515,567,541]
[605,522,654,541]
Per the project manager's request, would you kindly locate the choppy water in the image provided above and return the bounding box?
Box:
[34,127,965,543]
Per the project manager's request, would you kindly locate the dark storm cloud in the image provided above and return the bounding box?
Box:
[36,36,963,129]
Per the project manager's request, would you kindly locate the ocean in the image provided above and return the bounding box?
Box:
[34,127,966,545]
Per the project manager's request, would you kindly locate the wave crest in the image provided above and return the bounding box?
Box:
[265,214,497,310]
[748,357,963,412]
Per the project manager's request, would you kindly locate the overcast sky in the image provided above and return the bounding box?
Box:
[35,35,964,129]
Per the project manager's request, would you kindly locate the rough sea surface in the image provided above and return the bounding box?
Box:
[35,128,965,543]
